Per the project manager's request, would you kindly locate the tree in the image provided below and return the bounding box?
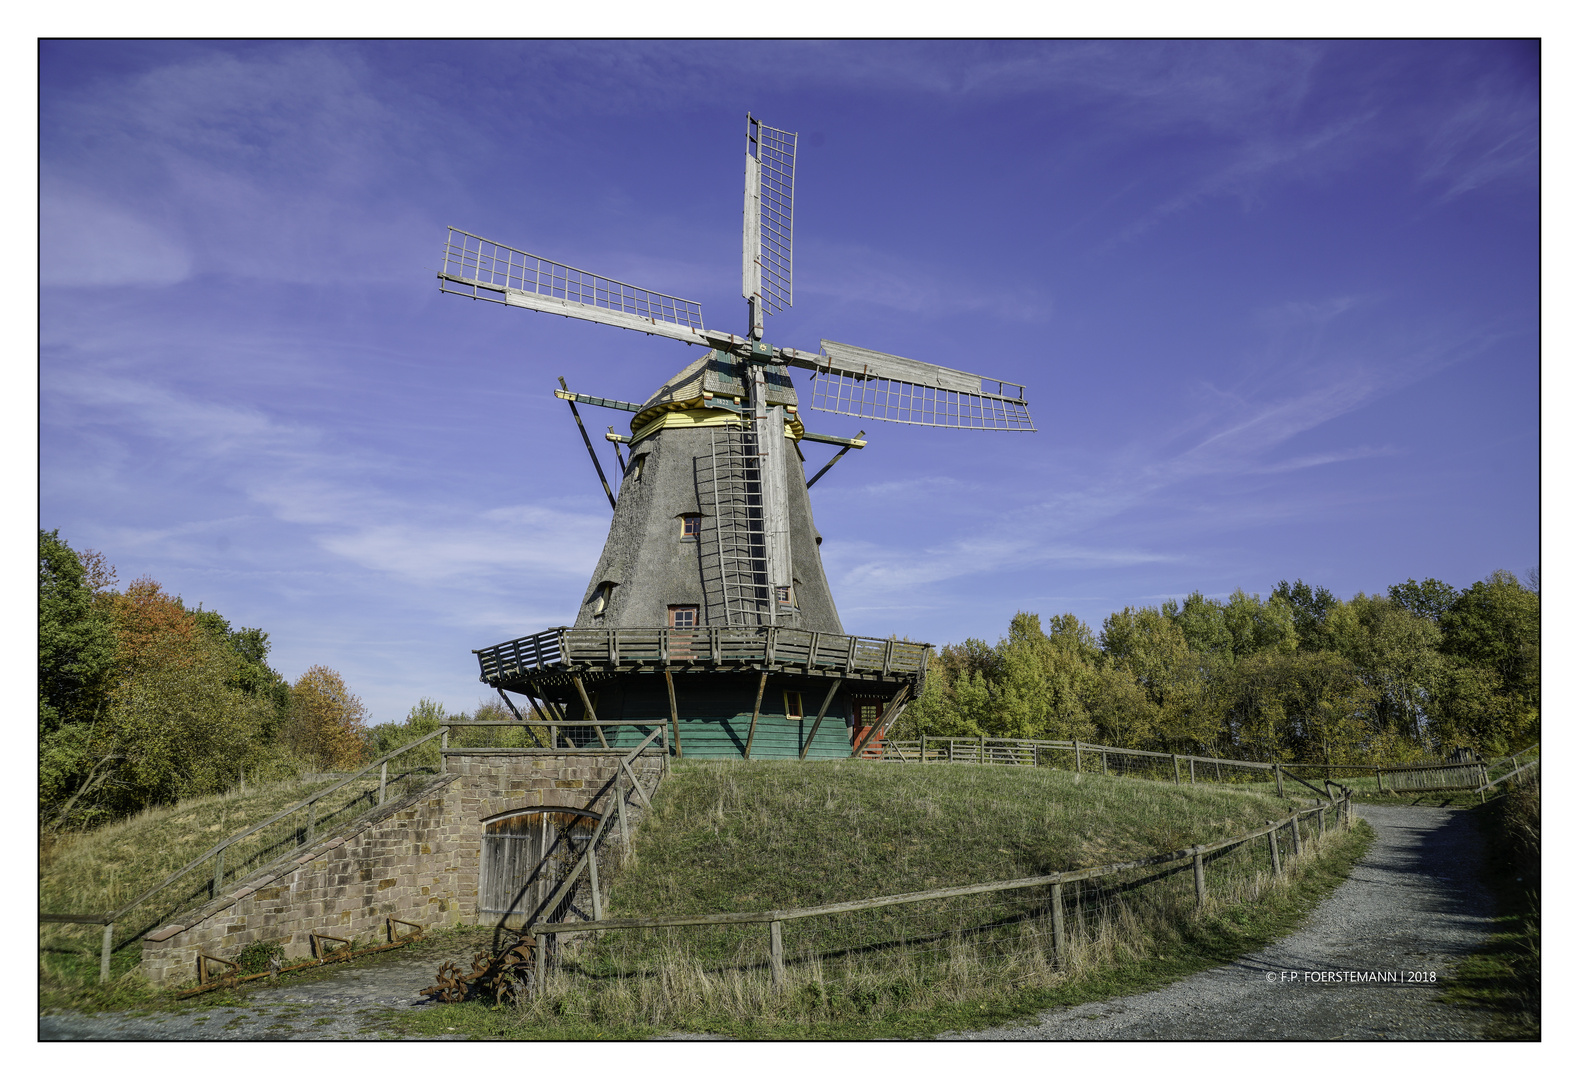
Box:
[38,530,117,735]
[1387,578,1459,622]
[285,666,369,770]
[1272,579,1338,651]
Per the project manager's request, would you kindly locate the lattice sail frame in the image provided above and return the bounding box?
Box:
[441,228,705,331]
[806,340,1036,431]
[743,117,797,316]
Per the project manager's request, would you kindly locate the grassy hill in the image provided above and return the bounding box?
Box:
[474,758,1369,1039]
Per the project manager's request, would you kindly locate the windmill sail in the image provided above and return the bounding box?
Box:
[742,117,797,336]
[806,340,1036,431]
[439,228,709,346]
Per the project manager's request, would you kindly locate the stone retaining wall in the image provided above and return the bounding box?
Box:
[139,748,666,987]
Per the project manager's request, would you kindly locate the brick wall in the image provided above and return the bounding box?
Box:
[139,748,666,987]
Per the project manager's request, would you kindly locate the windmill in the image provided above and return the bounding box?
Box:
[447,116,1035,760]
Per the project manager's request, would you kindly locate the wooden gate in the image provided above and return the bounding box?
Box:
[480,810,600,921]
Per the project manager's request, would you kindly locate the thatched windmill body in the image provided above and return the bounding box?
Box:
[445,117,1035,759]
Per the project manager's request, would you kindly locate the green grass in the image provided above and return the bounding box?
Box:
[392,759,1370,1039]
[1440,777,1539,1039]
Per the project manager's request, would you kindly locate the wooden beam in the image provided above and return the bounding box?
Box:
[664,670,683,758]
[799,679,842,760]
[495,689,546,748]
[559,376,617,511]
[743,672,769,759]
[571,675,610,748]
[805,430,865,489]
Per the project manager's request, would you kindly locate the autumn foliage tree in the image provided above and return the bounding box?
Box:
[284,665,368,770]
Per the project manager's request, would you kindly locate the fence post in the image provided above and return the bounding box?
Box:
[769,920,785,988]
[588,846,603,921]
[921,734,927,763]
[534,932,546,993]
[1375,766,1383,794]
[379,761,388,805]
[979,734,985,763]
[1173,754,1181,785]
[1317,804,1325,838]
[1290,814,1303,857]
[1274,764,1285,798]
[212,847,226,898]
[1074,739,1081,773]
[1193,848,1207,908]
[99,922,114,984]
[1269,827,1282,876]
[304,801,315,844]
[1189,758,1196,784]
[1050,882,1065,967]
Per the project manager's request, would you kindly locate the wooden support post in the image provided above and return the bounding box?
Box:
[441,728,448,751]
[664,670,683,758]
[800,679,842,760]
[1173,754,1181,785]
[921,733,927,763]
[744,671,769,759]
[1189,758,1196,784]
[1376,766,1384,794]
[1274,764,1284,798]
[1290,815,1303,857]
[1074,739,1081,773]
[571,676,609,748]
[1050,882,1065,967]
[1193,849,1207,908]
[1101,751,1108,776]
[1269,828,1282,876]
[100,922,114,984]
[379,761,388,805]
[535,932,546,992]
[769,920,785,988]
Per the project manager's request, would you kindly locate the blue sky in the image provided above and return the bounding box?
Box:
[38,40,1539,723]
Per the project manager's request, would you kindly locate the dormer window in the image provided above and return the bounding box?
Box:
[589,582,614,616]
[668,605,699,629]
[680,514,701,540]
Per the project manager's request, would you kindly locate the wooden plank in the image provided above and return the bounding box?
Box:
[743,672,769,759]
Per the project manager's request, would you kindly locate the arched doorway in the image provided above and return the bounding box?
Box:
[480,808,601,923]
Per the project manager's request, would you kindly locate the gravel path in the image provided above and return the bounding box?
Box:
[941,804,1497,1040]
[39,932,488,1041]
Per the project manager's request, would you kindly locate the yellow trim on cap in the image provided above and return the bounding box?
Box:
[630,405,806,446]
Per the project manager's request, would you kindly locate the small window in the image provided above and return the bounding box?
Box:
[589,583,614,616]
[627,454,648,482]
[668,605,699,629]
[775,584,794,606]
[680,514,701,540]
[784,691,804,719]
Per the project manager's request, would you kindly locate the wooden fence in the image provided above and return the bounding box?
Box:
[522,783,1356,993]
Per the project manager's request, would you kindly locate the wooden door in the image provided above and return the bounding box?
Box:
[480,811,598,920]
